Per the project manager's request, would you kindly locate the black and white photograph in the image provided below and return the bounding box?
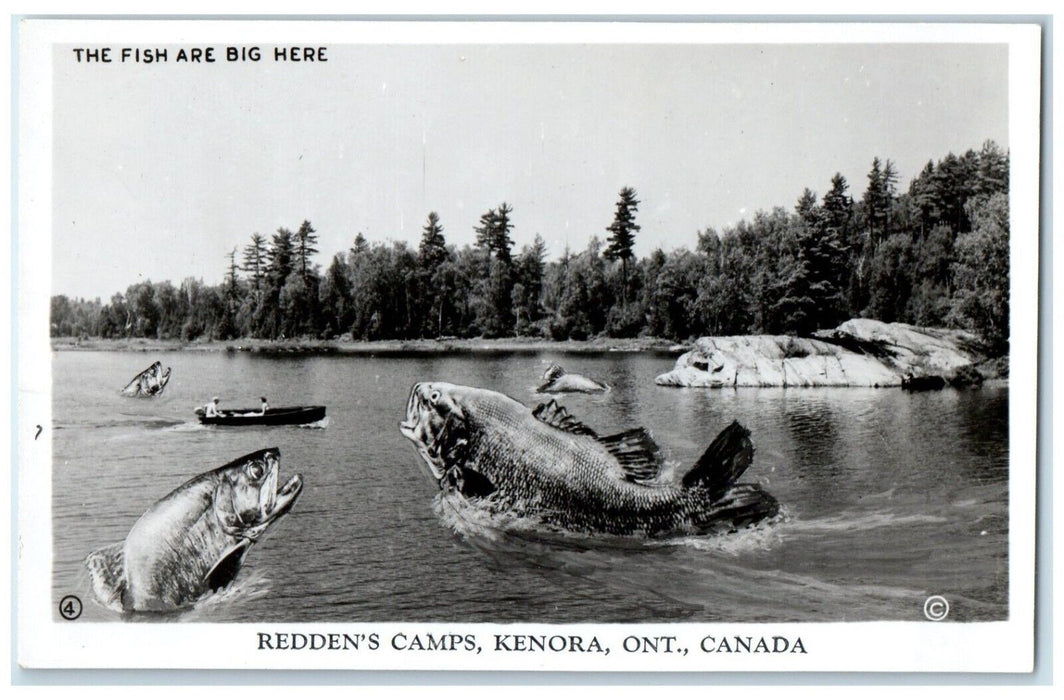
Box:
[15,18,1042,673]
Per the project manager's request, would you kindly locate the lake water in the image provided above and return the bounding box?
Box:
[51,349,1009,623]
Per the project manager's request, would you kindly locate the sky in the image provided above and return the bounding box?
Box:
[51,41,1009,300]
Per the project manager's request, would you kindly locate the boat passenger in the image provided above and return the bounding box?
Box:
[204,397,221,417]
[260,397,269,415]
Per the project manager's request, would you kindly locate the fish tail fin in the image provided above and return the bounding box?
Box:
[85,543,128,612]
[682,420,754,498]
[700,484,780,532]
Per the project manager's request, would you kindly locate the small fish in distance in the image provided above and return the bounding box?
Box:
[536,363,609,394]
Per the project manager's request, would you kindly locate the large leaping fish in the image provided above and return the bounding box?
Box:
[399,382,779,537]
[85,448,304,613]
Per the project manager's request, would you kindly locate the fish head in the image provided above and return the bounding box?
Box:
[399,382,472,481]
[542,363,565,382]
[213,447,304,540]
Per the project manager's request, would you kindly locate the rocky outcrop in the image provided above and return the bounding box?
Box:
[655,319,986,388]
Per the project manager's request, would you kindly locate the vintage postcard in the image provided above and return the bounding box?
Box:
[15,18,1042,674]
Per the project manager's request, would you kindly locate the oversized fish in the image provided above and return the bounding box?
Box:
[120,361,172,397]
[536,363,609,394]
[85,448,304,613]
[399,382,779,537]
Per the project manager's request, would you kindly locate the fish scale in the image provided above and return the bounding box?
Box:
[401,383,780,537]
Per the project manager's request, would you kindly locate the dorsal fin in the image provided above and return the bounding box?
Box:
[682,420,754,498]
[597,428,665,483]
[532,400,597,437]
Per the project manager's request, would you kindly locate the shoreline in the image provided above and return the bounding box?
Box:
[50,336,688,356]
[49,334,1007,387]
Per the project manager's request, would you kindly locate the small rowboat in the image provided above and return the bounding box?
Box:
[195,406,327,426]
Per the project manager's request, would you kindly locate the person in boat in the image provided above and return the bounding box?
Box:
[260,397,269,415]
[204,397,221,417]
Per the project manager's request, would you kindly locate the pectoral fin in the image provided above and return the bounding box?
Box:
[444,466,496,499]
[204,541,251,592]
[85,542,129,612]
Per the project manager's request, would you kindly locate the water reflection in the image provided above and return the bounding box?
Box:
[778,391,843,481]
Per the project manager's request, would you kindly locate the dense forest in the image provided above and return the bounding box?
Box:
[51,141,1010,354]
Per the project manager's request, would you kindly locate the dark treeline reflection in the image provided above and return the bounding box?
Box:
[53,143,1009,354]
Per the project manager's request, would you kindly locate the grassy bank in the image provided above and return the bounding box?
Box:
[50,335,689,355]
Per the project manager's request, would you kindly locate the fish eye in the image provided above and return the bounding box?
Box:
[430,390,441,404]
[247,463,265,480]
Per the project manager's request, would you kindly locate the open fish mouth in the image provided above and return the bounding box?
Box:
[399,383,461,482]
[270,468,304,512]
[398,383,423,439]
[268,474,303,520]
[238,472,303,542]
[265,447,302,519]
[249,448,304,527]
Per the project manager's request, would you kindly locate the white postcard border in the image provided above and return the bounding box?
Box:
[15,18,1043,673]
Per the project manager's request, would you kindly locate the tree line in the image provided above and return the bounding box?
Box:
[51,140,1010,354]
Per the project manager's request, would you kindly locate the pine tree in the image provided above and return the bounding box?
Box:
[863,158,884,245]
[604,186,641,306]
[268,228,295,281]
[881,159,899,233]
[474,208,499,259]
[418,212,448,269]
[474,203,515,265]
[216,249,241,338]
[472,203,516,335]
[225,248,240,303]
[867,159,899,245]
[295,220,319,283]
[417,212,451,337]
[242,233,267,295]
[513,234,547,335]
[977,140,1009,196]
[822,173,852,232]
[909,160,941,235]
[351,232,369,257]
[262,227,295,338]
[493,202,515,266]
[795,188,819,225]
[289,221,320,335]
